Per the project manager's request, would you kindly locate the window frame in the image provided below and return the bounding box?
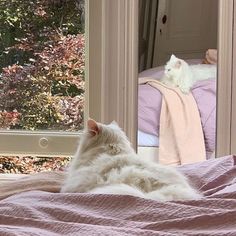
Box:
[0,0,234,163]
[216,0,235,156]
[0,0,138,158]
[87,0,138,149]
[231,0,236,154]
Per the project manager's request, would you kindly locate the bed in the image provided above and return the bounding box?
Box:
[138,59,216,161]
[0,155,235,235]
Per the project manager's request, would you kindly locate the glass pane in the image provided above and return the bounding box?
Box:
[0,0,85,131]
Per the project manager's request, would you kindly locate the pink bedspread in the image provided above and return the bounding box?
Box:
[0,156,236,235]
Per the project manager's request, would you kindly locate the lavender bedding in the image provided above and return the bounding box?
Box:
[138,61,216,152]
[0,156,236,235]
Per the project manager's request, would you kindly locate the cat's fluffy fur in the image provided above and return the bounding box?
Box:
[61,119,201,201]
[161,54,216,94]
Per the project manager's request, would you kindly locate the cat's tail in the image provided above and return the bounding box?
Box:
[88,184,146,198]
[146,185,202,201]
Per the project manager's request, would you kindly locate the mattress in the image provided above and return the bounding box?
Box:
[138,130,159,147]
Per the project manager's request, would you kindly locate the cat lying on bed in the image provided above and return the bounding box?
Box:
[61,119,201,201]
[161,54,216,94]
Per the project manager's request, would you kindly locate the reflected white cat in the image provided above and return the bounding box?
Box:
[161,54,216,94]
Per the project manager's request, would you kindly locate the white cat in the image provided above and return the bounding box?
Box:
[61,119,202,201]
[161,54,216,94]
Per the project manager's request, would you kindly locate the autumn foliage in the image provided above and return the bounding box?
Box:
[0,0,85,131]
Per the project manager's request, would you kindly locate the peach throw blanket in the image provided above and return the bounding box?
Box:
[139,77,206,165]
[0,171,65,200]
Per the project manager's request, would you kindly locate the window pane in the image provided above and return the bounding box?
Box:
[0,0,85,131]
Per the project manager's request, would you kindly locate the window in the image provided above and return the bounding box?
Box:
[0,0,232,177]
[0,0,139,177]
[0,0,86,174]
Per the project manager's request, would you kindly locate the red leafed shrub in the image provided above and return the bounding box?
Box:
[0,111,20,129]
[0,0,85,131]
[0,33,85,131]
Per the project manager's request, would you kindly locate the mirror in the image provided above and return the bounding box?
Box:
[137,0,218,165]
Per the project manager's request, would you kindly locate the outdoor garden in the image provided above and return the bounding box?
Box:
[0,0,85,174]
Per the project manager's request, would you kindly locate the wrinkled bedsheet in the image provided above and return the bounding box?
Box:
[138,65,216,153]
[0,155,235,235]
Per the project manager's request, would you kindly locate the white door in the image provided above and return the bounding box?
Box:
[152,0,218,66]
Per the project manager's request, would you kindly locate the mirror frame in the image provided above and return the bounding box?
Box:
[88,0,235,156]
[216,0,234,157]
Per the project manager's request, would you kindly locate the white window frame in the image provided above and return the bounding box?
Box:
[0,0,138,159]
[87,0,138,149]
[216,0,235,156]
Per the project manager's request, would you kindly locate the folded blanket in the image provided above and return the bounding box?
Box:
[139,77,206,165]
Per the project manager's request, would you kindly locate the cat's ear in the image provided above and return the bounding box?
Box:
[111,120,119,127]
[170,54,176,60]
[87,119,100,137]
[174,60,182,69]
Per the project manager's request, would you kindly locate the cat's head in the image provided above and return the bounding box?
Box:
[164,54,185,79]
[79,119,135,156]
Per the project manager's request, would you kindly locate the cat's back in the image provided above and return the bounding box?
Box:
[95,153,187,184]
[190,63,216,71]
[190,64,216,80]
